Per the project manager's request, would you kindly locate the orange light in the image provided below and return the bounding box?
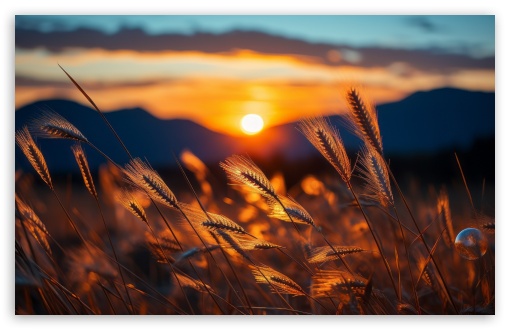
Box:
[241,114,264,135]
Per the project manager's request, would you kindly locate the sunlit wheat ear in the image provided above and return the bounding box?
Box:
[172,273,213,293]
[307,245,368,264]
[202,213,248,235]
[311,270,367,298]
[123,158,178,208]
[32,111,88,143]
[298,116,352,183]
[215,230,253,261]
[344,86,383,155]
[117,188,148,223]
[71,144,97,198]
[16,126,53,190]
[267,195,315,226]
[237,236,283,251]
[144,231,178,264]
[15,195,52,256]
[250,265,305,297]
[180,204,248,235]
[437,187,455,247]
[358,146,394,207]
[220,155,277,200]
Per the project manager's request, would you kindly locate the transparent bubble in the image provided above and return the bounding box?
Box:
[454,228,488,260]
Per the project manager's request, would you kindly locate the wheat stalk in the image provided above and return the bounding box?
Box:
[307,245,367,264]
[214,230,253,262]
[297,116,399,295]
[71,144,97,198]
[16,126,53,190]
[117,189,148,223]
[298,116,351,183]
[267,195,315,226]
[344,86,383,155]
[359,146,421,309]
[201,214,247,235]
[220,155,277,200]
[32,111,88,143]
[123,158,177,208]
[180,204,248,236]
[236,236,283,251]
[311,270,367,298]
[250,265,305,296]
[15,195,52,256]
[358,146,394,207]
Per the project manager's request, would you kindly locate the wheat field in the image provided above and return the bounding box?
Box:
[14,69,495,315]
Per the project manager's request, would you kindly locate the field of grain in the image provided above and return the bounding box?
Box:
[14,70,495,315]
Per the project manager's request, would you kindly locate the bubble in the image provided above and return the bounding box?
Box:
[454,228,488,260]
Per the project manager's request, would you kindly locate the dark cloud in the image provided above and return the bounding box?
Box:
[15,76,70,87]
[406,16,442,33]
[15,27,494,72]
[15,75,175,89]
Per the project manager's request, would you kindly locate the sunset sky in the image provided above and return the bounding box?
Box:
[15,15,495,135]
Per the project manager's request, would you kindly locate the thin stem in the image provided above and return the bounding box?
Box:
[346,181,399,299]
[59,64,133,159]
[51,189,92,254]
[276,248,314,276]
[274,198,342,275]
[145,223,196,315]
[386,167,459,314]
[94,197,134,314]
[42,217,186,314]
[454,152,476,213]
[392,206,421,313]
[250,264,301,315]
[211,233,255,315]
[176,205,249,310]
[154,204,227,314]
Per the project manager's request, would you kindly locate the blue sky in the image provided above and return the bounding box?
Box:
[16,15,495,57]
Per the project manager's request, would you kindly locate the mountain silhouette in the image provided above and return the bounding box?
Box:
[15,88,494,174]
[377,88,495,153]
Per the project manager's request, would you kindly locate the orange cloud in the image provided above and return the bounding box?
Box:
[15,48,494,136]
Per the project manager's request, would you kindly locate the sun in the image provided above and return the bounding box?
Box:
[241,114,264,135]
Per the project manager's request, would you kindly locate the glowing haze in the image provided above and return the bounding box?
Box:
[15,15,494,136]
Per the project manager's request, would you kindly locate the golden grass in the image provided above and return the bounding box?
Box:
[14,71,495,315]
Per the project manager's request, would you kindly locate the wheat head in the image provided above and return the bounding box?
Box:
[16,126,53,190]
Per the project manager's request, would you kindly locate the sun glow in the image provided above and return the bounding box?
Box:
[241,114,264,135]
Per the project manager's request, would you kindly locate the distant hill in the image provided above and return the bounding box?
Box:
[377,88,495,153]
[15,88,495,174]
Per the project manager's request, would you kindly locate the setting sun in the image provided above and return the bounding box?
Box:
[241,114,264,135]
